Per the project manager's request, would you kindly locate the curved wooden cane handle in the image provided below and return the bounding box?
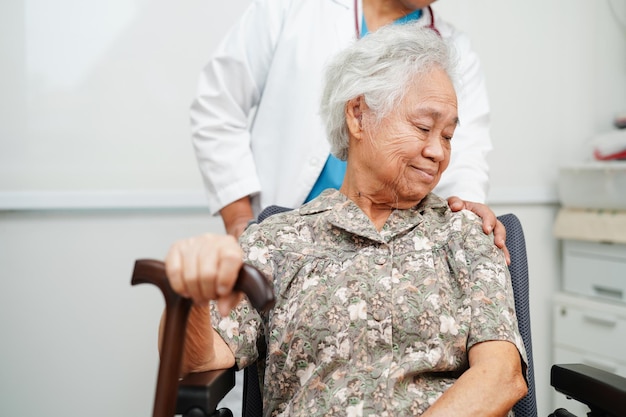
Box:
[131,258,275,417]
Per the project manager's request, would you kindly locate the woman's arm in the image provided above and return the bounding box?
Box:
[422,340,527,417]
[424,211,528,416]
[158,305,236,376]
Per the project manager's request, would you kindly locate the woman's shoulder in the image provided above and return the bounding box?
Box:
[421,194,483,234]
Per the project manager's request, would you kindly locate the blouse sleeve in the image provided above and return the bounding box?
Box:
[459,212,528,368]
[210,220,279,369]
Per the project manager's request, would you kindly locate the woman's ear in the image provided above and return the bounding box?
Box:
[345,96,365,139]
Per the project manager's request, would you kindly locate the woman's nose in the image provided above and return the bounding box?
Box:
[422,134,446,161]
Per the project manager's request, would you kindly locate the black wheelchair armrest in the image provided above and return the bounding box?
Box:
[551,363,626,417]
[176,367,236,417]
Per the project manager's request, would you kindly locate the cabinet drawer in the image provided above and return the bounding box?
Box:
[563,240,626,303]
[553,294,626,363]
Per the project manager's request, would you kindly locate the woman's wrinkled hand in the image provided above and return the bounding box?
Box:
[165,233,245,316]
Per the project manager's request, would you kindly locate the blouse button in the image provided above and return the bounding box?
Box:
[373,310,386,321]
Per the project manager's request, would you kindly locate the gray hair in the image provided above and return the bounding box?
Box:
[320,22,457,161]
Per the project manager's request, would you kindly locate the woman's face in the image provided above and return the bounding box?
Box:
[360,67,457,206]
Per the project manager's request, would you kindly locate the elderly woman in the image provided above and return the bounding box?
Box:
[164,22,528,417]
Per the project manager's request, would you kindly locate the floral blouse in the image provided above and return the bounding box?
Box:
[212,189,528,417]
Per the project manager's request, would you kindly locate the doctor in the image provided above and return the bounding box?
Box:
[191,0,506,256]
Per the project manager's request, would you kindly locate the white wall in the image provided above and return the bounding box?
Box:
[0,209,224,417]
[0,0,250,198]
[0,1,625,417]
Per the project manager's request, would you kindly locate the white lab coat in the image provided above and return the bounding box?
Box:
[191,0,492,216]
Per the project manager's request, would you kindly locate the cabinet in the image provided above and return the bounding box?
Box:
[553,163,626,413]
[562,240,626,302]
[552,240,626,415]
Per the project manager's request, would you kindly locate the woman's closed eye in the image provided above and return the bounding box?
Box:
[442,127,456,142]
[415,125,453,142]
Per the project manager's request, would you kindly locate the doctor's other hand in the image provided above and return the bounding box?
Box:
[165,233,245,316]
[447,196,510,265]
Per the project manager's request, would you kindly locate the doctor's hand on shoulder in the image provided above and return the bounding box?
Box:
[448,196,510,265]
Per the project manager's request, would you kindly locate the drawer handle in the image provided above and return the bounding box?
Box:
[592,285,623,300]
[582,312,618,327]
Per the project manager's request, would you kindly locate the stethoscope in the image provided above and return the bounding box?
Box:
[353,1,440,39]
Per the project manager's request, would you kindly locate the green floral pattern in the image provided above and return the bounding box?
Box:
[212,189,527,417]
